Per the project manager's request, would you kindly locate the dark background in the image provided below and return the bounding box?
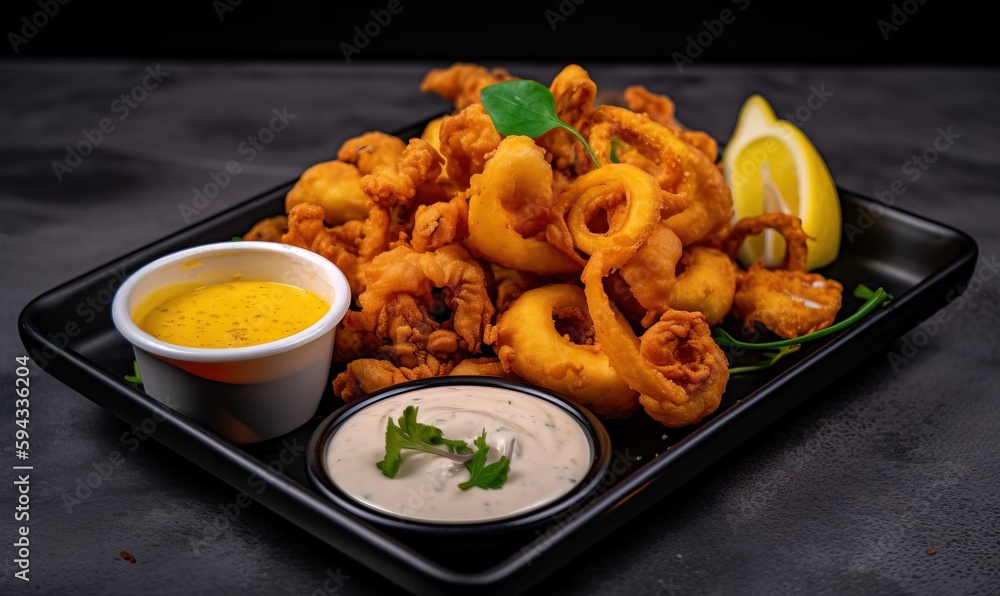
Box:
[2,0,995,65]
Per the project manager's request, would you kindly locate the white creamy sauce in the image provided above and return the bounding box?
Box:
[324,385,594,524]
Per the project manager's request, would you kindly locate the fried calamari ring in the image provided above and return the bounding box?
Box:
[582,250,689,407]
[583,250,730,427]
[582,106,733,245]
[284,160,371,226]
[637,310,730,427]
[723,213,842,338]
[419,62,517,110]
[438,103,502,190]
[623,85,719,162]
[560,163,669,256]
[492,284,639,419]
[465,135,583,274]
[723,213,810,272]
[617,223,684,327]
[668,246,738,326]
[336,131,406,176]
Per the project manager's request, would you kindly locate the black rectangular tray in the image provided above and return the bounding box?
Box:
[19,155,978,594]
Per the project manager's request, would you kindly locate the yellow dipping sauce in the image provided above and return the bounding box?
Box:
[136,281,329,348]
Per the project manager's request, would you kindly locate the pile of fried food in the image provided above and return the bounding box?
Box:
[243,62,845,428]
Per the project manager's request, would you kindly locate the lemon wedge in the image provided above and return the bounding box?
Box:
[722,94,841,271]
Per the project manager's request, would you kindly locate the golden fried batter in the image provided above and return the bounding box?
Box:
[336,131,407,175]
[733,268,844,339]
[638,309,730,427]
[243,215,288,242]
[537,64,598,171]
[465,135,582,274]
[269,62,853,430]
[438,103,502,190]
[284,160,371,225]
[492,284,640,419]
[359,138,448,210]
[420,62,518,110]
[410,194,469,253]
[722,213,843,338]
[353,243,494,356]
[582,105,733,245]
[624,85,719,161]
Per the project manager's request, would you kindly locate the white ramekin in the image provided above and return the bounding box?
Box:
[112,241,351,444]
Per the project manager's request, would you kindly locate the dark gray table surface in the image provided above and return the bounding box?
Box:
[2,60,998,595]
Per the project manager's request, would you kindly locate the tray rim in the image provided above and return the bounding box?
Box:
[17,180,979,595]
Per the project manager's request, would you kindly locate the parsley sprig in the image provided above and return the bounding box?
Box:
[458,431,511,491]
[376,406,511,491]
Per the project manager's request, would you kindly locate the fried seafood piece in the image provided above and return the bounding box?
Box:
[582,249,728,428]
[617,223,684,327]
[555,162,677,258]
[420,116,444,153]
[491,284,640,419]
[333,357,452,403]
[282,202,395,296]
[352,243,494,355]
[420,62,518,110]
[608,228,736,328]
[581,105,733,245]
[732,268,844,339]
[723,212,810,272]
[410,194,469,253]
[723,213,842,339]
[486,262,545,315]
[438,103,502,190]
[359,138,449,210]
[243,215,288,242]
[336,131,407,176]
[465,135,583,274]
[448,357,508,378]
[624,85,719,162]
[667,246,738,327]
[550,64,598,129]
[537,64,598,171]
[284,160,371,226]
[637,309,730,428]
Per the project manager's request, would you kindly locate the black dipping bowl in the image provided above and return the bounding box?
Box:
[306,376,612,548]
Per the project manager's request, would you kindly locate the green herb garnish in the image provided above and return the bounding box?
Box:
[480,79,601,169]
[458,431,511,491]
[376,405,471,478]
[713,285,892,351]
[124,360,142,386]
[728,344,801,375]
[609,139,622,164]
